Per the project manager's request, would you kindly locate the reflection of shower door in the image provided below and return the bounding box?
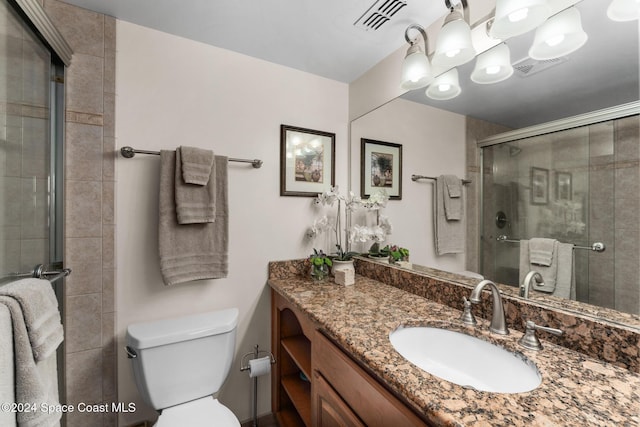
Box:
[480,114,640,315]
[0,2,63,282]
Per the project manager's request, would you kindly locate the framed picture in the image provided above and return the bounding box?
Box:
[360,138,402,200]
[530,167,549,205]
[556,171,572,201]
[280,124,335,197]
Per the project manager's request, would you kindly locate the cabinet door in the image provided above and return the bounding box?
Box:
[314,372,365,427]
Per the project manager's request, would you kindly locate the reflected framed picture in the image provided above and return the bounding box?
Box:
[530,166,549,205]
[280,124,335,197]
[361,138,402,200]
[556,171,572,201]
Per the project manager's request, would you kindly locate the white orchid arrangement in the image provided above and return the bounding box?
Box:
[307,187,392,258]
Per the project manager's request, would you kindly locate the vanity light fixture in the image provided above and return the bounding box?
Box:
[470,43,514,84]
[426,68,461,100]
[529,6,588,60]
[607,0,640,21]
[400,24,433,90]
[432,0,475,68]
[490,0,550,39]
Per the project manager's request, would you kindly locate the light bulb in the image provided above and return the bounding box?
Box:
[438,84,451,92]
[486,65,501,75]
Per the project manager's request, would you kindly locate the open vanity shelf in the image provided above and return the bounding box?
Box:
[272,291,314,427]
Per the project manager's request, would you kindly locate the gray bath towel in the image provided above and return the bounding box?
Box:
[175,148,216,224]
[519,240,574,297]
[529,237,555,266]
[442,174,462,220]
[179,146,214,185]
[434,176,464,255]
[0,278,63,362]
[0,296,61,427]
[160,150,229,285]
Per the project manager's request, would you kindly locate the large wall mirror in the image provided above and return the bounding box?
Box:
[349,0,640,326]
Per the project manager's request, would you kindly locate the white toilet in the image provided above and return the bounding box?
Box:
[125,308,241,427]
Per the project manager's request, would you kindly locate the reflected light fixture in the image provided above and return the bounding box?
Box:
[400,24,433,90]
[426,68,461,100]
[529,6,588,60]
[607,0,640,21]
[470,43,514,84]
[432,1,475,68]
[490,0,550,39]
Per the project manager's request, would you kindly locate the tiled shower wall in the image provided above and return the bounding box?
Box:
[588,116,640,313]
[41,1,117,426]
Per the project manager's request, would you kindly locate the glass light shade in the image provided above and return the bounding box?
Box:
[401,47,433,90]
[470,43,514,84]
[490,0,550,39]
[607,0,639,21]
[426,69,461,101]
[432,17,475,68]
[529,7,588,60]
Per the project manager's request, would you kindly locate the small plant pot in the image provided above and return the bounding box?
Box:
[369,254,389,263]
[331,260,354,276]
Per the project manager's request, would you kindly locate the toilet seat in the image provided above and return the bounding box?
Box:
[155,397,240,427]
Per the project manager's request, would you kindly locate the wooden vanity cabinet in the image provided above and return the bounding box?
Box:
[272,289,429,427]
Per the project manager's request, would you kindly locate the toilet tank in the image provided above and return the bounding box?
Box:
[126,308,239,410]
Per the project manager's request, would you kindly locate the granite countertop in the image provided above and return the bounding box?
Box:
[269,275,640,427]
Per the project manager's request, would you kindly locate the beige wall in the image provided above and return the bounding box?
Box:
[115,21,349,425]
[42,1,118,426]
[350,98,467,272]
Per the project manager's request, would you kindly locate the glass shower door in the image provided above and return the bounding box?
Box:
[0,1,59,283]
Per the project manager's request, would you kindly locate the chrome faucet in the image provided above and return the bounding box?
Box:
[520,271,544,298]
[469,280,509,335]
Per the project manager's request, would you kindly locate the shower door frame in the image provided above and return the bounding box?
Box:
[477,101,640,288]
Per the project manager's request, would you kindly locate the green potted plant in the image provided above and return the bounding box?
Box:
[308,249,332,281]
[368,242,389,263]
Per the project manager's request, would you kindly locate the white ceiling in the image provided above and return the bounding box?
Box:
[61,0,639,128]
[60,0,450,83]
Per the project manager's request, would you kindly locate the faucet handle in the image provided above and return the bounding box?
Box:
[518,320,563,351]
[460,297,477,326]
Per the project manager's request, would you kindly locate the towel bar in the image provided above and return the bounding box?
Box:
[120,146,263,168]
[411,174,472,184]
[496,235,605,252]
[0,264,72,284]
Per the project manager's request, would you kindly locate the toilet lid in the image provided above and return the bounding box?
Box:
[155,397,240,427]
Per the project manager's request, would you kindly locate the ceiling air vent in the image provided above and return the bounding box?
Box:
[513,56,568,77]
[354,0,407,31]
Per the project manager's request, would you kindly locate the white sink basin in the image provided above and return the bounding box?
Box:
[389,326,541,393]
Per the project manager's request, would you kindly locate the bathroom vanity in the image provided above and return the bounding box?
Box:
[269,258,640,426]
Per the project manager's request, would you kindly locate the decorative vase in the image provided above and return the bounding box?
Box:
[331,259,354,276]
[311,263,330,282]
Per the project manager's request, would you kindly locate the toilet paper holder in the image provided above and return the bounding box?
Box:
[241,345,276,427]
[240,344,276,372]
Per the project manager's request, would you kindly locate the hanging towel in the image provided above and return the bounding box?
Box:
[0,296,61,427]
[519,239,574,296]
[0,305,16,427]
[442,174,463,220]
[529,237,556,266]
[434,176,464,255]
[175,147,216,224]
[553,243,575,299]
[0,278,63,362]
[179,146,215,186]
[159,150,229,285]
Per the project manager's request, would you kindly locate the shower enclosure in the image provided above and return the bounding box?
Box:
[480,107,640,315]
[0,0,64,282]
